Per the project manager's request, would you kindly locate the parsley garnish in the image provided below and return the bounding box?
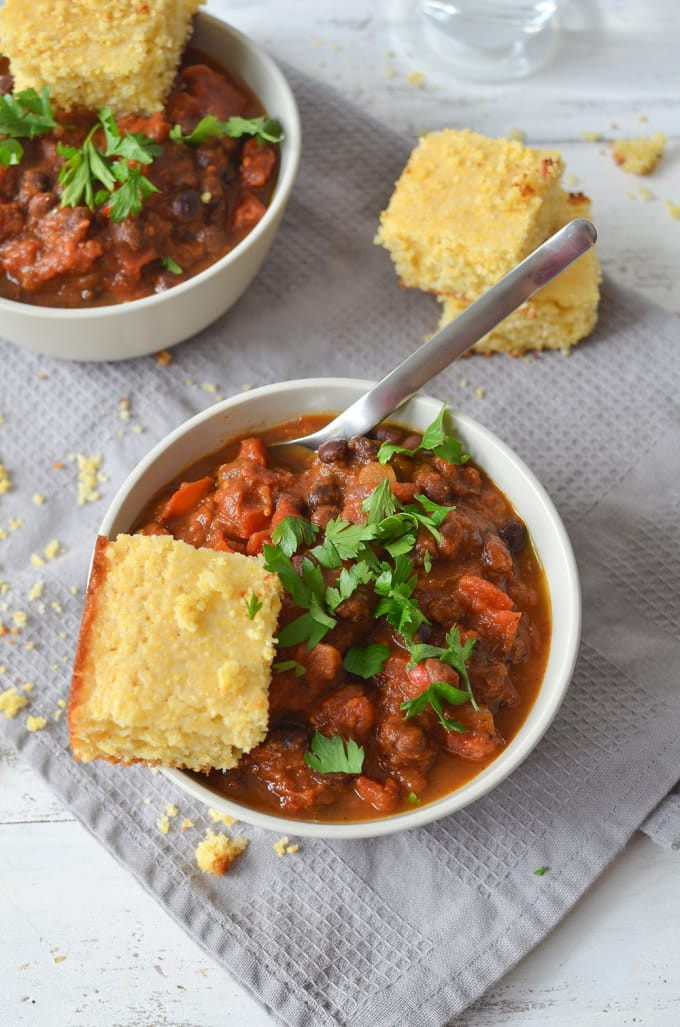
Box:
[362,478,398,524]
[58,109,160,219]
[273,659,306,678]
[407,626,478,710]
[325,561,374,614]
[342,643,390,679]
[377,404,470,467]
[170,114,283,147]
[0,86,57,166]
[374,553,428,643]
[311,518,379,569]
[245,592,263,620]
[161,256,183,275]
[271,514,318,557]
[264,546,337,649]
[534,866,549,877]
[304,732,364,774]
[401,680,469,732]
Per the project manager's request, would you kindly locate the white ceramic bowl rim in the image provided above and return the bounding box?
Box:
[99,378,581,839]
[0,13,301,322]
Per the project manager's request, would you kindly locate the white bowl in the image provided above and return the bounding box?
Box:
[100,378,581,839]
[0,13,301,362]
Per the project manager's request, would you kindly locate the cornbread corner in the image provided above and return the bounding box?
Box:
[438,191,601,355]
[0,0,204,115]
[375,128,564,297]
[195,830,249,876]
[610,133,667,175]
[68,533,282,771]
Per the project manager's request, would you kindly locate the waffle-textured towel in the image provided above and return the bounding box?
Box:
[0,63,678,1027]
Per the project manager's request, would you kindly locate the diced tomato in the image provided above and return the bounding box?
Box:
[161,476,214,521]
[271,497,302,529]
[457,574,514,612]
[237,437,268,466]
[246,529,271,555]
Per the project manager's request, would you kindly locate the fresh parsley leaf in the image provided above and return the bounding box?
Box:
[105,162,159,222]
[98,107,161,164]
[311,517,378,568]
[170,114,283,147]
[325,561,373,613]
[362,478,398,524]
[423,550,432,573]
[0,139,24,167]
[263,545,311,607]
[264,546,337,649]
[534,866,549,877]
[304,732,364,774]
[245,592,263,620]
[271,514,318,557]
[161,256,183,275]
[278,607,335,649]
[401,680,469,732]
[342,643,390,679]
[374,554,428,642]
[440,626,478,710]
[0,86,56,141]
[377,404,470,467]
[58,127,116,210]
[273,659,306,678]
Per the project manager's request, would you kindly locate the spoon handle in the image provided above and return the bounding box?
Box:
[309,217,597,444]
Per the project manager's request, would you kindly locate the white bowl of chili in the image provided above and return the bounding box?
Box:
[0,13,301,361]
[98,378,581,839]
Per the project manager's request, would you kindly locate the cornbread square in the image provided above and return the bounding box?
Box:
[69,534,282,771]
[375,129,564,296]
[610,133,667,175]
[0,0,203,115]
[437,192,601,355]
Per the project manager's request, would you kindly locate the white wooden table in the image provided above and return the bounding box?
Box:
[2,2,679,1024]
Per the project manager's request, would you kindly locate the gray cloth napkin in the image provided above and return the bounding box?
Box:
[1,66,679,1026]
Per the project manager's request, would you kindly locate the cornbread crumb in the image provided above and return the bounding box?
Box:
[32,493,46,506]
[273,836,300,856]
[156,350,173,367]
[0,0,204,115]
[195,830,248,876]
[637,186,655,202]
[30,554,45,568]
[165,803,179,817]
[157,813,171,835]
[58,699,67,708]
[473,387,485,399]
[376,129,564,298]
[208,807,237,827]
[23,683,34,692]
[54,709,63,722]
[70,453,107,506]
[180,817,194,831]
[664,199,680,221]
[28,582,45,602]
[507,127,524,142]
[12,611,27,628]
[0,464,11,495]
[0,687,28,718]
[407,70,425,88]
[26,715,47,732]
[44,540,65,561]
[610,133,666,175]
[580,131,603,142]
[8,517,23,532]
[53,955,67,964]
[69,534,282,770]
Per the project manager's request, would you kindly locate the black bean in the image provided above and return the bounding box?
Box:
[348,436,378,461]
[317,439,348,464]
[499,518,526,553]
[373,425,404,445]
[171,189,201,221]
[421,475,454,505]
[308,482,340,510]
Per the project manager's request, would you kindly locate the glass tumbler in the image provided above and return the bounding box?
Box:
[418,0,562,81]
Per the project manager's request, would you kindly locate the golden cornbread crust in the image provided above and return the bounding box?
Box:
[0,0,203,115]
[438,191,601,354]
[375,129,564,297]
[69,534,282,771]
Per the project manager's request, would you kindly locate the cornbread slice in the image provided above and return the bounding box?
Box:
[69,534,282,771]
[375,129,564,297]
[0,0,203,115]
[437,191,601,355]
[610,133,667,175]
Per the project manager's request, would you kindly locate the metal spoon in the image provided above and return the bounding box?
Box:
[275,217,597,450]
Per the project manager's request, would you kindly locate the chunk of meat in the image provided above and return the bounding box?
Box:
[311,684,376,742]
[442,706,503,761]
[240,138,276,187]
[354,775,400,813]
[244,730,344,814]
